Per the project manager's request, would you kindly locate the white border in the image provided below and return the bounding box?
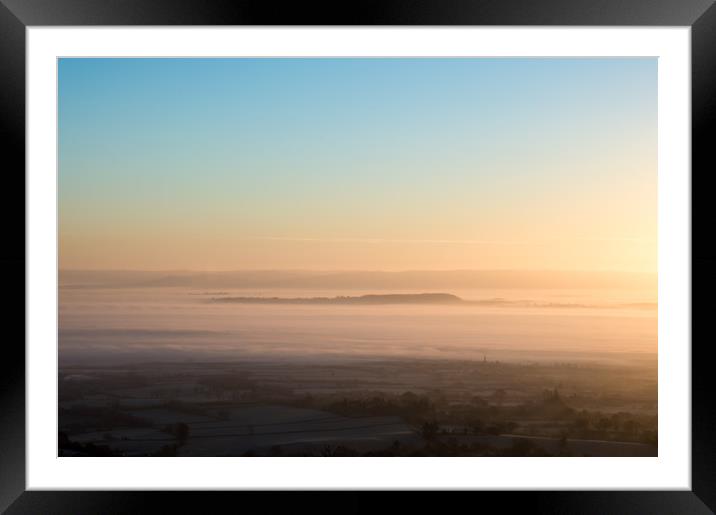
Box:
[27,27,691,490]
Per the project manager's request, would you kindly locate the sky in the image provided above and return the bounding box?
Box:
[58,58,657,272]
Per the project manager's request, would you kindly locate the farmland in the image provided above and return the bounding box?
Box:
[59,357,657,457]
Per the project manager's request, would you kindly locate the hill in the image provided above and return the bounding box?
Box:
[212,293,464,305]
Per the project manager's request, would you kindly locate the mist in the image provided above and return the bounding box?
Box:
[59,279,656,367]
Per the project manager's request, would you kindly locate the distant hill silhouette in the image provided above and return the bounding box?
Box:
[209,293,657,310]
[212,293,464,305]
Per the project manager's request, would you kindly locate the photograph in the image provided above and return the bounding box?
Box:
[1,0,710,506]
[57,56,659,458]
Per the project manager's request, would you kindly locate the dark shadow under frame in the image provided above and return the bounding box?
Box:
[1,0,714,512]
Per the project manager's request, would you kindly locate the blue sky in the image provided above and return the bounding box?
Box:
[58,58,657,271]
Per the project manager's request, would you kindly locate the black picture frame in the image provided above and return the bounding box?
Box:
[1,1,714,513]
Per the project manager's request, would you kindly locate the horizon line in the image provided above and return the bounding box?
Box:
[58,268,658,275]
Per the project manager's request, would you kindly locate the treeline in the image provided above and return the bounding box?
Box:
[296,388,656,445]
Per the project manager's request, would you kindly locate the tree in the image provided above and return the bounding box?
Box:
[559,431,569,451]
[469,419,484,434]
[623,419,640,436]
[420,420,440,442]
[573,417,589,432]
[174,422,190,445]
[401,391,419,404]
[596,418,611,434]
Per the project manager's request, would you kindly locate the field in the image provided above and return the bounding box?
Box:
[59,357,657,457]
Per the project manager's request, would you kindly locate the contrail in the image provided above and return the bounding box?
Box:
[252,236,529,245]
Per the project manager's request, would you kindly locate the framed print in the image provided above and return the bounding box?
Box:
[2,0,715,513]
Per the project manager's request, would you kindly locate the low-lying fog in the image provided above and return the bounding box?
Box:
[59,286,657,366]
